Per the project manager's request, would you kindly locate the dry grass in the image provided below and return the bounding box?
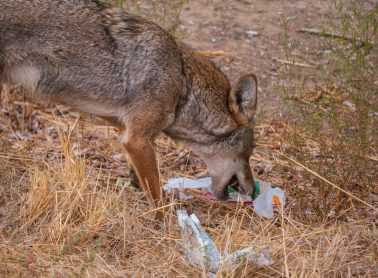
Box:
[0,89,377,277]
[0,2,377,275]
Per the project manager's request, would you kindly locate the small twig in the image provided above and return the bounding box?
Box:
[293,97,327,112]
[138,202,177,217]
[280,206,290,278]
[298,28,352,40]
[367,155,378,162]
[274,58,316,68]
[198,50,225,58]
[277,151,377,211]
[298,28,372,46]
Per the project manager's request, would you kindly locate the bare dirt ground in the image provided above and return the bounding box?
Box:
[0,1,377,277]
[179,0,333,118]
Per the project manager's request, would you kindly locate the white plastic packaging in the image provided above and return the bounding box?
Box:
[253,182,285,218]
[176,210,273,276]
[163,177,253,204]
[176,210,220,273]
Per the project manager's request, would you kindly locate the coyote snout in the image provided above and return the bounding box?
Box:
[204,151,255,201]
[0,0,258,217]
[205,140,256,200]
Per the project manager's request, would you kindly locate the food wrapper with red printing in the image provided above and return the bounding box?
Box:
[163,177,285,219]
[163,177,253,204]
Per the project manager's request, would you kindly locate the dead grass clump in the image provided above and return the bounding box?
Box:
[19,123,111,243]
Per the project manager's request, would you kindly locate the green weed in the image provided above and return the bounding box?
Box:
[279,0,377,214]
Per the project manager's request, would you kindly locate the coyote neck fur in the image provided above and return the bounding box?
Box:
[165,43,239,150]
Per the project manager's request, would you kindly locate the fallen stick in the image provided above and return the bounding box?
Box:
[298,28,372,46]
[367,155,378,162]
[198,50,225,58]
[290,96,327,112]
[274,58,316,68]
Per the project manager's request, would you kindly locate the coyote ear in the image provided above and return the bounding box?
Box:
[228,73,257,127]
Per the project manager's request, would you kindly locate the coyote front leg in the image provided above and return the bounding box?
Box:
[123,134,164,205]
[122,127,166,218]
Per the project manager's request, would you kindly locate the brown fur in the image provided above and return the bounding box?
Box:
[0,0,258,216]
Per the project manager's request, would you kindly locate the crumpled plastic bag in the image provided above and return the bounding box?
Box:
[253,182,285,218]
[177,210,273,276]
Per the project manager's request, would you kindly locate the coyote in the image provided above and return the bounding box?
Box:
[0,0,257,216]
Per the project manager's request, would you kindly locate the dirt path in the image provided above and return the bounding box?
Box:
[179,0,333,118]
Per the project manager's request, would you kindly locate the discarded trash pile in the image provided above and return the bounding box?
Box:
[163,177,285,218]
[164,177,285,275]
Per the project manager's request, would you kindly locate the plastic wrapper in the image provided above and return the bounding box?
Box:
[253,182,285,218]
[163,177,253,204]
[164,178,285,219]
[176,210,273,276]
